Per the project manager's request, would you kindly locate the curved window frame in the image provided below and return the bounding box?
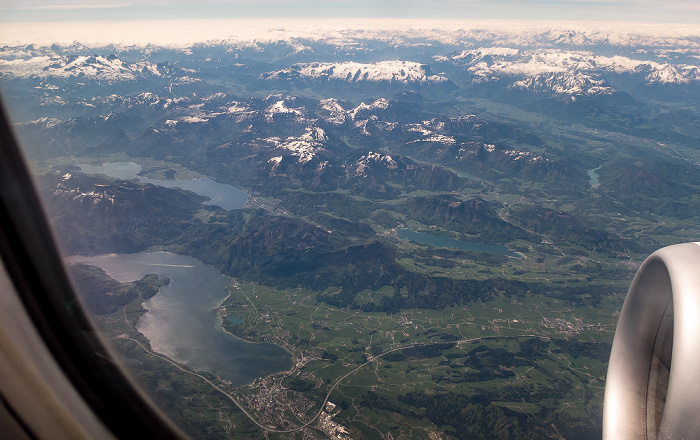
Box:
[0,99,188,440]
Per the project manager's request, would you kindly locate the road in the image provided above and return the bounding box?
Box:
[120,332,547,434]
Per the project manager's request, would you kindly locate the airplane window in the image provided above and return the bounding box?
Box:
[1,2,699,439]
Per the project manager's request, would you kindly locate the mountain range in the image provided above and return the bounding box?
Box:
[3,25,700,440]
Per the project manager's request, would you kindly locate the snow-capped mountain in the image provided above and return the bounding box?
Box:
[0,53,195,82]
[435,46,700,97]
[260,60,448,84]
[317,98,351,125]
[512,72,614,97]
[266,126,329,164]
[2,26,698,104]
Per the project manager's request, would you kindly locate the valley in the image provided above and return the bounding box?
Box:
[3,24,700,439]
[69,254,617,439]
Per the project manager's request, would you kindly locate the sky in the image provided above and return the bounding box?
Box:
[1,0,700,23]
[1,1,699,46]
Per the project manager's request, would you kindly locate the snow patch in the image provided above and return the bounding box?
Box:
[261,60,447,84]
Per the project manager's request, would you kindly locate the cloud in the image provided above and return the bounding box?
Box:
[0,0,699,23]
[2,2,130,11]
[24,3,130,10]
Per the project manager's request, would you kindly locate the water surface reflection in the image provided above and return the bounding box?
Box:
[69,251,291,385]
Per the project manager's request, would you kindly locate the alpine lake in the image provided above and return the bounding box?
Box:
[397,228,522,258]
[76,161,248,211]
[69,251,292,385]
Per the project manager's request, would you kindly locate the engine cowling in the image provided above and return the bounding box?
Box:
[604,242,700,439]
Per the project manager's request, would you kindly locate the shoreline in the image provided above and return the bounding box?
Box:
[216,275,297,371]
[69,250,293,386]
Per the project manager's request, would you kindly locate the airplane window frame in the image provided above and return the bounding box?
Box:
[0,100,188,440]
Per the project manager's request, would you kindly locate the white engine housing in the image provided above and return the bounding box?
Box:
[604,242,700,439]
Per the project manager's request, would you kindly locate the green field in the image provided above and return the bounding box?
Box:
[82,266,621,439]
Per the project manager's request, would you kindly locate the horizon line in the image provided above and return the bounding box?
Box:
[2,18,699,47]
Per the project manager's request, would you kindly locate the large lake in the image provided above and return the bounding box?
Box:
[69,251,291,385]
[77,162,248,210]
[397,228,522,258]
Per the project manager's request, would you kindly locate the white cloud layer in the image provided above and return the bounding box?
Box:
[13,3,130,10]
[1,18,699,46]
[1,0,700,23]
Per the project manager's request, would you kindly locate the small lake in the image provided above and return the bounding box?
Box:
[588,165,602,187]
[455,170,481,181]
[226,315,243,325]
[397,229,521,258]
[68,251,291,385]
[77,162,248,210]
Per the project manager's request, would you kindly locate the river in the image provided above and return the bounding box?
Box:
[76,161,248,210]
[68,251,291,386]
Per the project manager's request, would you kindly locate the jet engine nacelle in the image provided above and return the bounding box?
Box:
[604,242,700,439]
